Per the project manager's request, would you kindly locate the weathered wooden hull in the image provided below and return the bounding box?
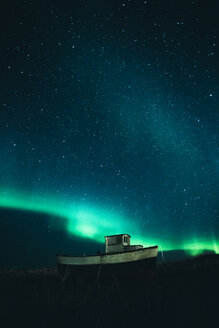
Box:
[56,246,158,283]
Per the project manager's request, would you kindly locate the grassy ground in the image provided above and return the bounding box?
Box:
[0,254,218,328]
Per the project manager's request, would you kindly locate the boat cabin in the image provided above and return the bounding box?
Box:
[104,234,143,254]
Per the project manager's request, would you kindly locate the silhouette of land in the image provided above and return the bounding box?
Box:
[0,254,218,328]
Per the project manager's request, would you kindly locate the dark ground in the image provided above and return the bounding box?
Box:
[0,254,218,328]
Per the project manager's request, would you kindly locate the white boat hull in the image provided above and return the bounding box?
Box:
[57,246,158,266]
[56,246,158,282]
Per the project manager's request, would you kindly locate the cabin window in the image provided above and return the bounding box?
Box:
[124,235,128,244]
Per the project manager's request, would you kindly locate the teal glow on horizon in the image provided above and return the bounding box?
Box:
[0,190,218,256]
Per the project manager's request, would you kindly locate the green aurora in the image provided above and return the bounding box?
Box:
[0,191,218,256]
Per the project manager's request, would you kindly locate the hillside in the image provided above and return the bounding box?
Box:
[0,254,218,328]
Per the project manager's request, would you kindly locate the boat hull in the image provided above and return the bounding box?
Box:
[57,246,158,283]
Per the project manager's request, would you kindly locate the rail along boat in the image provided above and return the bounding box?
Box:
[56,234,158,283]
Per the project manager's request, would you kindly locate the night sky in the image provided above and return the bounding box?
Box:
[0,0,218,262]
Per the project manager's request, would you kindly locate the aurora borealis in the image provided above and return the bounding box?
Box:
[0,191,218,256]
[0,0,218,264]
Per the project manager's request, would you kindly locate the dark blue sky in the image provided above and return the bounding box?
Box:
[0,0,218,257]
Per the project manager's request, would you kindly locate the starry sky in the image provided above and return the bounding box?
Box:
[0,0,218,261]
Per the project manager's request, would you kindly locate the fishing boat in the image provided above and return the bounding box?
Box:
[56,234,158,282]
